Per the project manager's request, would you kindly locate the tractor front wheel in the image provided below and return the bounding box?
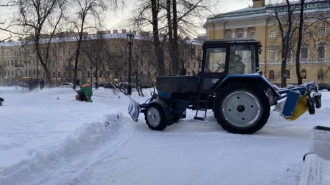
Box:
[214,83,270,134]
[145,104,167,131]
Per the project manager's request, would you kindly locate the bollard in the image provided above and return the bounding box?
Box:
[310,126,330,160]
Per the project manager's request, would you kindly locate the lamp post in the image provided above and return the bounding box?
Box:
[126,30,134,95]
[94,53,98,89]
[24,60,28,79]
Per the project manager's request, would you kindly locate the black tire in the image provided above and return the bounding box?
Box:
[315,96,321,109]
[307,98,315,114]
[172,115,181,123]
[213,83,270,134]
[145,104,167,131]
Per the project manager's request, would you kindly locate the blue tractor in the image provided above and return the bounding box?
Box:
[129,39,322,134]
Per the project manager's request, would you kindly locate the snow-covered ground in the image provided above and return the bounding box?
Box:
[0,86,329,185]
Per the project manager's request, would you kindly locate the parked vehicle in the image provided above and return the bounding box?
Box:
[318,83,330,91]
[61,82,73,88]
[128,39,322,134]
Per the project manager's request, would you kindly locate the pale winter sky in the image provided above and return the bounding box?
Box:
[104,1,252,34]
[0,1,252,40]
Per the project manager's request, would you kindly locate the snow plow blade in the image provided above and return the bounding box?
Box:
[128,97,140,122]
[285,95,308,121]
[276,81,321,121]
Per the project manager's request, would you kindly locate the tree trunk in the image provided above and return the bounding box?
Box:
[167,0,173,74]
[295,0,305,85]
[151,0,165,76]
[72,15,85,89]
[171,0,180,75]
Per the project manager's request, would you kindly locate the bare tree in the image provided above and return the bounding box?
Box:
[270,0,295,87]
[66,0,107,89]
[10,0,67,86]
[132,0,216,76]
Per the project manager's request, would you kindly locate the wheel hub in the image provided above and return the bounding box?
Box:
[221,91,261,127]
[237,105,245,112]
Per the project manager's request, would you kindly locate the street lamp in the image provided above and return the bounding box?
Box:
[24,60,28,79]
[126,30,134,95]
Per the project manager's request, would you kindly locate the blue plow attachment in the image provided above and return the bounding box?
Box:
[275,81,321,120]
[128,97,140,122]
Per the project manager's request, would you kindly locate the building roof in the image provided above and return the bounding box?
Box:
[205,0,330,27]
[0,32,203,48]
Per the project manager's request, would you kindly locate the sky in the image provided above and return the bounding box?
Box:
[0,1,252,40]
[104,1,252,35]
[0,84,329,185]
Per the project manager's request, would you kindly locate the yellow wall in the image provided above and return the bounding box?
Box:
[204,14,330,85]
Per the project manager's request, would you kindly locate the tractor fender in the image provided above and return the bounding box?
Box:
[215,74,281,99]
[149,98,174,124]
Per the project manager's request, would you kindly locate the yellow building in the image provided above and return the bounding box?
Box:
[0,30,201,85]
[204,0,330,85]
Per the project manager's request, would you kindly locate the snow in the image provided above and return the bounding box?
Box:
[0,86,330,185]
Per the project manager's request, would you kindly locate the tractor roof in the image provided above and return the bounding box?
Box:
[203,38,258,44]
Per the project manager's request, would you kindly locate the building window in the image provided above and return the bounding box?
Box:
[87,71,90,78]
[268,48,277,60]
[269,30,276,39]
[193,62,196,68]
[317,46,325,59]
[318,69,324,80]
[318,25,325,36]
[187,62,190,68]
[300,47,309,59]
[301,69,307,79]
[53,71,55,78]
[225,34,231,39]
[237,32,243,38]
[269,70,274,80]
[286,70,290,80]
[248,32,255,38]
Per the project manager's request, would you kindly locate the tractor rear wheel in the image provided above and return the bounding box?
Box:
[315,96,321,109]
[145,104,167,131]
[214,83,270,134]
[307,98,315,114]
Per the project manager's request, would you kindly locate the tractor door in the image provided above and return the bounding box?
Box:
[200,46,228,93]
[200,42,259,93]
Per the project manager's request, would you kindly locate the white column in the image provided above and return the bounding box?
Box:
[231,28,236,38]
[243,28,249,61]
[243,27,248,38]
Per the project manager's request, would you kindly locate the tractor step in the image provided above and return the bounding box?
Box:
[194,116,205,121]
[194,94,210,121]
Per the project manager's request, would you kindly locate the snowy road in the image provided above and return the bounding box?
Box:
[0,87,329,185]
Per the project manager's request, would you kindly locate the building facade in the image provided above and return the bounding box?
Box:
[0,30,202,86]
[204,0,330,85]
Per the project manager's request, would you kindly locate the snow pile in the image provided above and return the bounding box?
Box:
[0,86,330,185]
[0,114,124,185]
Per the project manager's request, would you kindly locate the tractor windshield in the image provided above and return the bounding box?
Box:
[229,45,256,74]
[204,48,227,73]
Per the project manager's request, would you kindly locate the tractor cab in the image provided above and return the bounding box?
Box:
[198,39,262,93]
